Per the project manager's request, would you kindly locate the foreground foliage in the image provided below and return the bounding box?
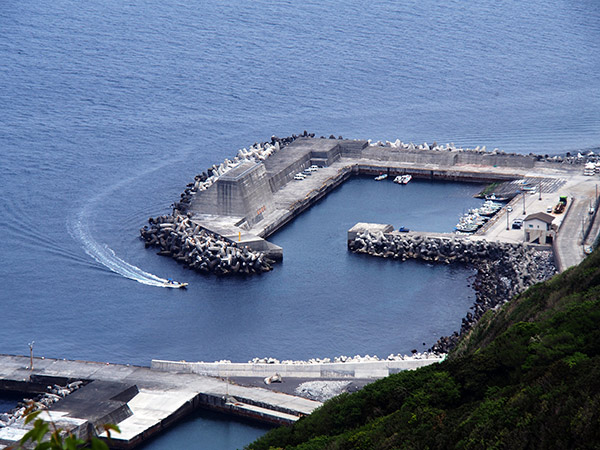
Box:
[248,250,600,449]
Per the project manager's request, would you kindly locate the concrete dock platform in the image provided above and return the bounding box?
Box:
[0,355,321,448]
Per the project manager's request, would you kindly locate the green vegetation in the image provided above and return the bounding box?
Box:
[477,182,500,198]
[248,250,600,449]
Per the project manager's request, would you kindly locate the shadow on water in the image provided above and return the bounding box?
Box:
[0,391,25,414]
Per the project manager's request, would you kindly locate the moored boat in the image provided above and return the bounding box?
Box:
[485,193,509,202]
[374,173,388,181]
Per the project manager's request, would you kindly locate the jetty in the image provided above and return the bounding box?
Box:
[0,354,442,448]
[0,354,318,448]
[142,136,600,275]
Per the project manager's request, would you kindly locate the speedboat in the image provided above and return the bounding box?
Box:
[163,280,188,289]
[374,173,388,181]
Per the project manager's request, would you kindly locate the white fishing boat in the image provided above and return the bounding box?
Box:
[163,279,188,289]
[374,173,388,181]
[485,193,509,202]
[393,175,403,184]
[400,174,412,184]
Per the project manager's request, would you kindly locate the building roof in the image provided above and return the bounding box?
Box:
[524,212,555,224]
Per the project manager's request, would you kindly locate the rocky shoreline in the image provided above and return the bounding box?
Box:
[348,231,557,353]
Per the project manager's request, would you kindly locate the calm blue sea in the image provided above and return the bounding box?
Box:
[1,0,598,447]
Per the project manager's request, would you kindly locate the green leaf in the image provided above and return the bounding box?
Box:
[64,434,85,450]
[20,419,49,444]
[90,438,110,450]
[24,410,43,425]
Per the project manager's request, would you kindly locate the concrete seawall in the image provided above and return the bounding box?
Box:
[151,356,444,379]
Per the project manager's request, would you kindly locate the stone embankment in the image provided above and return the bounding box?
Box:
[348,231,557,352]
[0,381,83,428]
[140,213,273,275]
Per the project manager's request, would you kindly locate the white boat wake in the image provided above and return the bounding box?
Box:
[69,209,170,288]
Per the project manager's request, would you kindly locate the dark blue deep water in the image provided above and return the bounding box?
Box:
[1,0,598,448]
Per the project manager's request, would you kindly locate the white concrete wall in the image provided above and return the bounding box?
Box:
[151,358,444,379]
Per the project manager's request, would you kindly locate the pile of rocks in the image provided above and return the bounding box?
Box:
[140,213,273,275]
[245,352,440,365]
[0,381,84,428]
[295,380,352,402]
[349,231,556,353]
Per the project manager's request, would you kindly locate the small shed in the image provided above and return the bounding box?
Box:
[524,212,556,244]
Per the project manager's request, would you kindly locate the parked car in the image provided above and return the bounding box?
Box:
[512,219,523,229]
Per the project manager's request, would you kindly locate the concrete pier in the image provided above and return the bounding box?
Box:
[177,137,598,271]
[0,353,443,448]
[0,355,321,448]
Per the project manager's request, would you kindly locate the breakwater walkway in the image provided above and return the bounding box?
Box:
[0,354,442,448]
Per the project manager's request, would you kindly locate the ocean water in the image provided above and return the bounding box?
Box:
[1,0,598,448]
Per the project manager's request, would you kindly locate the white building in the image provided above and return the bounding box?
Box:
[524,212,556,244]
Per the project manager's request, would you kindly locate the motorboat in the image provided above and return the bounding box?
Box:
[455,222,479,233]
[163,280,188,289]
[393,174,412,184]
[485,194,509,202]
[374,173,388,181]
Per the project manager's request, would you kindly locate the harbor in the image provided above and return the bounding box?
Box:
[0,353,442,448]
[4,137,600,448]
[142,136,600,275]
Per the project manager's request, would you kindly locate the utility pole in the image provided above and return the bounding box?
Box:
[28,341,34,371]
[506,207,510,230]
[522,192,527,216]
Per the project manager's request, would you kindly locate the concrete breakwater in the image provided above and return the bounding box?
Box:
[348,228,556,352]
[152,352,444,380]
[172,132,313,215]
[140,213,274,275]
[142,133,589,277]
